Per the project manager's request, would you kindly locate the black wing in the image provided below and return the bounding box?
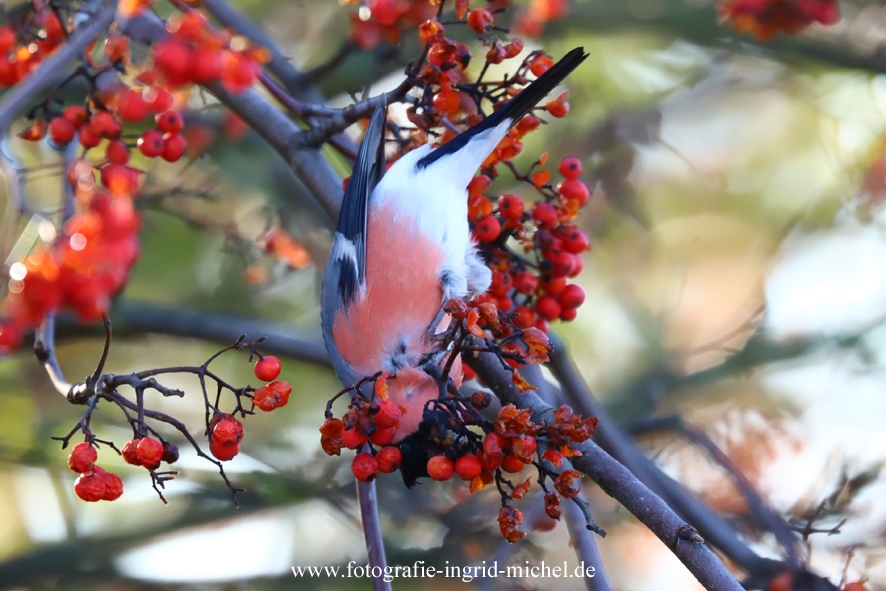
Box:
[416,47,588,171]
[336,100,387,307]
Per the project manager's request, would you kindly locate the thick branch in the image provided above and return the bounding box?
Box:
[53,300,329,367]
[465,350,744,591]
[547,334,785,577]
[0,1,117,130]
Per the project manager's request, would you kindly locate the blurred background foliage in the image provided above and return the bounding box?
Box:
[2,0,886,589]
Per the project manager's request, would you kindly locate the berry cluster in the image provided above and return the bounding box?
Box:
[68,442,124,502]
[150,10,263,93]
[252,356,292,412]
[719,0,839,40]
[0,6,64,88]
[320,342,599,543]
[345,0,436,50]
[471,155,591,332]
[122,436,179,469]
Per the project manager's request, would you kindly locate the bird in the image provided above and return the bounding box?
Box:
[321,48,588,448]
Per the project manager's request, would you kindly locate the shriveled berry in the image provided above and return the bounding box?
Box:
[102,471,124,501]
[512,435,537,462]
[136,437,164,466]
[162,442,180,464]
[455,454,482,481]
[467,8,494,34]
[67,442,97,473]
[483,432,506,459]
[559,156,582,179]
[427,455,455,481]
[122,439,141,465]
[469,391,491,409]
[376,446,402,473]
[74,470,106,502]
[529,55,554,76]
[254,355,281,381]
[253,380,291,411]
[479,451,502,471]
[352,452,379,482]
[554,469,582,498]
[212,414,244,445]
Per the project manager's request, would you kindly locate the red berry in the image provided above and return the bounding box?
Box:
[136,437,164,466]
[122,439,141,465]
[106,140,130,165]
[529,55,554,76]
[62,105,88,129]
[253,380,291,411]
[153,38,193,86]
[541,275,567,296]
[455,454,482,481]
[191,49,222,84]
[376,399,402,429]
[535,295,561,321]
[145,88,173,112]
[468,174,492,197]
[479,451,502,471]
[370,426,396,446]
[568,253,584,278]
[341,427,368,450]
[559,306,577,322]
[89,111,121,139]
[49,117,75,144]
[0,26,17,53]
[74,471,106,502]
[376,446,402,473]
[209,438,240,461]
[427,455,455,481]
[254,356,281,381]
[490,271,513,296]
[513,271,538,295]
[138,129,164,158]
[117,89,149,122]
[162,133,187,162]
[213,415,244,445]
[512,306,535,328]
[562,227,589,254]
[102,471,124,501]
[498,194,524,220]
[552,252,576,277]
[558,179,590,206]
[156,110,184,134]
[558,156,582,179]
[501,453,527,473]
[67,442,97,473]
[78,125,101,148]
[351,452,379,482]
[466,8,494,34]
[532,203,558,229]
[560,284,585,309]
[475,216,501,242]
[220,51,258,93]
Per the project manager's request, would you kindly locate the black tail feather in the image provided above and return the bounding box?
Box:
[416,47,588,170]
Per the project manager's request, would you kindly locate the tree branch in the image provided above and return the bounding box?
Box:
[0,1,117,131]
[465,348,744,591]
[357,480,392,591]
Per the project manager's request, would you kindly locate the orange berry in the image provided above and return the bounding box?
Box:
[427,455,455,481]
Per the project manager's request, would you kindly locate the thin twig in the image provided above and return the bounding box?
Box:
[357,479,392,591]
